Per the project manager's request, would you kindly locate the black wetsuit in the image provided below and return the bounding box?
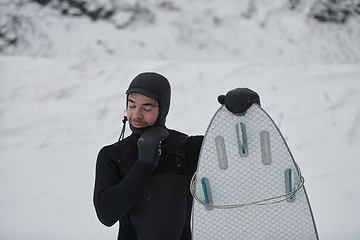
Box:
[94,129,203,240]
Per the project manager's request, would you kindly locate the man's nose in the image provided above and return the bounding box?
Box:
[132,107,142,118]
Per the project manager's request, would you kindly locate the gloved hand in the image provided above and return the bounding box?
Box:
[218,88,260,115]
[137,127,169,166]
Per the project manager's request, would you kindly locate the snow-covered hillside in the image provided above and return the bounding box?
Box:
[1,0,360,239]
[1,0,360,64]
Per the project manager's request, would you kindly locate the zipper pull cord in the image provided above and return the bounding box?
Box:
[118,116,128,141]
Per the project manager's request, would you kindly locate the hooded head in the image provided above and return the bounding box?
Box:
[125,72,171,135]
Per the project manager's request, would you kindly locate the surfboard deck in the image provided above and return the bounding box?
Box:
[191,104,318,239]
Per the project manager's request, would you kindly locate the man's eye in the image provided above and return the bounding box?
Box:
[128,105,135,108]
[143,108,152,112]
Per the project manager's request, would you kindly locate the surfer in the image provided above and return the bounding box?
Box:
[93,72,259,240]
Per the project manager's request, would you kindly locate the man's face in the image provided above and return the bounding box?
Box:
[127,93,159,128]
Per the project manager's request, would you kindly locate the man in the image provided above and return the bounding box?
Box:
[93,72,259,239]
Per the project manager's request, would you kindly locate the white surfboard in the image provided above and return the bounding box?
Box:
[191,104,318,239]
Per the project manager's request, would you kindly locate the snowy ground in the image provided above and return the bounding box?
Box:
[1,0,360,239]
[1,57,359,239]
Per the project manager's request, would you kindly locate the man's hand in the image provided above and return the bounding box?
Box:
[218,88,260,115]
[137,127,169,166]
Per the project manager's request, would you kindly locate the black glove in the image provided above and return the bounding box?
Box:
[218,88,260,115]
[137,127,169,166]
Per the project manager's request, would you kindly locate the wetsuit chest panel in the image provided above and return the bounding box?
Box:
[153,153,187,175]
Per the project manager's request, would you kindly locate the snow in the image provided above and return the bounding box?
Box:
[1,1,360,239]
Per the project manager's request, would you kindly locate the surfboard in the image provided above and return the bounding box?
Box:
[191,103,318,239]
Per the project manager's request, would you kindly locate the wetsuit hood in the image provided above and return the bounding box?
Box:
[126,72,171,136]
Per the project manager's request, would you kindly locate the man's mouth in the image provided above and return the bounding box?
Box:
[130,119,148,128]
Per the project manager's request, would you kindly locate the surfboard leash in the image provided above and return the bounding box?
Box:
[190,163,305,209]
